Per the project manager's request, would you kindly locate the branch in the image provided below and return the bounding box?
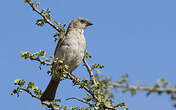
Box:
[41,102,61,110]
[64,71,98,101]
[112,82,176,94]
[17,87,40,99]
[66,97,93,106]
[83,58,97,85]
[25,0,63,33]
[30,57,52,66]
[18,87,60,110]
[64,71,117,110]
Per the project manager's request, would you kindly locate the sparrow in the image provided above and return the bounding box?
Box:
[40,17,93,101]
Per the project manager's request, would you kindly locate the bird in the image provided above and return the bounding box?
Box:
[40,17,93,102]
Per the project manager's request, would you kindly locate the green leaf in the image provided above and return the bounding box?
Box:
[64,106,68,110]
[32,85,39,90]
[45,58,51,62]
[20,51,32,59]
[54,99,61,102]
[157,78,168,87]
[95,69,102,74]
[118,74,129,84]
[85,52,92,59]
[36,19,45,26]
[34,52,39,56]
[35,1,40,7]
[11,89,18,95]
[114,102,127,107]
[39,50,46,57]
[39,65,42,70]
[50,56,54,59]
[14,79,25,85]
[53,32,60,42]
[51,102,61,107]
[14,79,21,85]
[92,63,104,69]
[27,81,35,89]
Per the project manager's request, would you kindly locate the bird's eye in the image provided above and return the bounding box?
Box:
[80,20,84,23]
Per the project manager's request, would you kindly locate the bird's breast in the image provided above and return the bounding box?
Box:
[54,30,86,72]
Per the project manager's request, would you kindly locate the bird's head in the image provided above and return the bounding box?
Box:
[68,17,93,30]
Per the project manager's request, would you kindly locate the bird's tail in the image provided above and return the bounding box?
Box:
[40,77,60,102]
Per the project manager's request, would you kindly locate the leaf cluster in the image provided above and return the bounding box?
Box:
[11,79,41,98]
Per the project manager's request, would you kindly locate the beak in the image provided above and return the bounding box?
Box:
[87,21,93,26]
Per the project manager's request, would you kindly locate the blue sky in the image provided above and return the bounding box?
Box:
[1,0,176,110]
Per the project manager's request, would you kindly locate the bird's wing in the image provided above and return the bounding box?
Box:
[54,35,65,57]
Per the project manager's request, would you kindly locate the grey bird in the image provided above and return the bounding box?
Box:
[40,18,93,101]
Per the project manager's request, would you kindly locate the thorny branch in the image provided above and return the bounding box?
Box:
[64,71,116,109]
[17,87,40,100]
[63,71,98,101]
[83,58,97,85]
[112,82,176,94]
[30,57,52,66]
[25,0,63,33]
[18,87,60,110]
[66,97,93,106]
[24,54,117,109]
[42,102,60,110]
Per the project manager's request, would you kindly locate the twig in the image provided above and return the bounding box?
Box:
[17,87,40,99]
[18,87,59,110]
[25,0,63,33]
[66,97,93,106]
[83,58,97,85]
[64,71,117,110]
[41,102,61,110]
[29,57,52,65]
[112,82,176,93]
[64,71,98,101]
